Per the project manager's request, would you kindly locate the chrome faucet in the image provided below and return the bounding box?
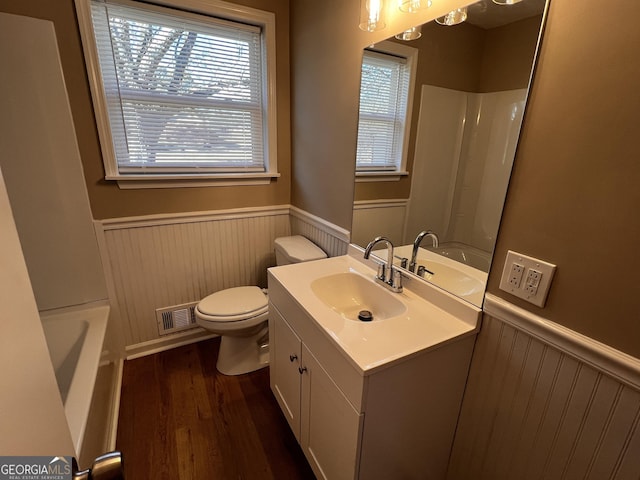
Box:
[409,230,439,274]
[363,236,403,293]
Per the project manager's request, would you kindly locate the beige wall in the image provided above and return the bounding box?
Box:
[0,0,291,219]
[5,0,637,357]
[356,22,485,203]
[0,0,468,223]
[290,0,473,228]
[487,0,640,357]
[292,0,640,357]
[477,15,541,93]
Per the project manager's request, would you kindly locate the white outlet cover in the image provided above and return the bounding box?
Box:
[499,250,556,307]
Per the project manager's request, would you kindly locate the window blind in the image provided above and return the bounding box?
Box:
[90,0,265,173]
[356,50,410,171]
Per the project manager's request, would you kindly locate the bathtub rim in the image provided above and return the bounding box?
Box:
[40,301,109,456]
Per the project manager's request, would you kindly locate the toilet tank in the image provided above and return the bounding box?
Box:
[274,236,327,266]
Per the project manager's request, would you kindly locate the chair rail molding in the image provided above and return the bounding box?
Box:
[484,293,640,391]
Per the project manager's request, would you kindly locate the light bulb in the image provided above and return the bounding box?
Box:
[395,25,422,40]
[435,7,468,26]
[398,0,432,13]
[359,0,387,32]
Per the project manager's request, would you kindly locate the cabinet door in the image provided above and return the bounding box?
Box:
[300,344,363,480]
[270,307,303,440]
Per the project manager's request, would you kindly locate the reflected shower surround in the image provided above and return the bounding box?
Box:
[435,7,468,26]
[359,0,387,32]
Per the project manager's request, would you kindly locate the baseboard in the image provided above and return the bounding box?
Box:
[125,328,218,360]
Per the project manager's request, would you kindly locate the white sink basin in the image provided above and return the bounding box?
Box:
[374,245,488,306]
[310,271,407,322]
[268,251,481,373]
[417,259,484,296]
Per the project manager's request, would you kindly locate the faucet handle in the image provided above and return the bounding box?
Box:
[390,267,403,293]
[376,262,386,281]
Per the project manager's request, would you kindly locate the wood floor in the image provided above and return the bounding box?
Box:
[116,338,315,480]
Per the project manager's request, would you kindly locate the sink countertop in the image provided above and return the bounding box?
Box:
[268,250,482,375]
[372,244,488,306]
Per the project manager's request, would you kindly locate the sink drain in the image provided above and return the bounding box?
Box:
[358,310,373,322]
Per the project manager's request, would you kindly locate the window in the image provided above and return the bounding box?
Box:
[356,42,417,181]
[75,0,278,187]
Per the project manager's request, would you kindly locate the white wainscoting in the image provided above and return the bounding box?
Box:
[95,205,350,354]
[96,206,291,348]
[448,294,640,480]
[289,206,350,257]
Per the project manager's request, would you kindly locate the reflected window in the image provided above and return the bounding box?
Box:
[356,42,416,176]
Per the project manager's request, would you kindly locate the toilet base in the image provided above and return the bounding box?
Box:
[216,327,269,375]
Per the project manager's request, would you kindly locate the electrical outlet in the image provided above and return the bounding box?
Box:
[509,262,524,287]
[524,268,542,295]
[499,251,556,307]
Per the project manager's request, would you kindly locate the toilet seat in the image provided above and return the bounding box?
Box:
[196,286,268,323]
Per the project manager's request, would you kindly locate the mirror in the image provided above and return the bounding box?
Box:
[352,0,548,307]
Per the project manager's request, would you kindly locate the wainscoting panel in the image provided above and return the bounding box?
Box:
[98,208,291,347]
[289,206,350,257]
[448,295,640,480]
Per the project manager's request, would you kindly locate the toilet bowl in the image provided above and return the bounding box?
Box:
[195,235,326,375]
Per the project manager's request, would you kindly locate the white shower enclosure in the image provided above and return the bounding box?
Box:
[405,84,527,258]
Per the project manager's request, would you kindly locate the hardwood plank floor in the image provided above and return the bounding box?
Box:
[116,338,315,480]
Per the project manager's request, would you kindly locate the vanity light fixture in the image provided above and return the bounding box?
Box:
[395,25,422,40]
[435,7,468,26]
[398,0,432,13]
[359,0,387,32]
[492,0,523,4]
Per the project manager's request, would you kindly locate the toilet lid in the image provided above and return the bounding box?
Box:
[197,286,268,321]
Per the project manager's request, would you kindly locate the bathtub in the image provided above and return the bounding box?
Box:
[41,303,109,455]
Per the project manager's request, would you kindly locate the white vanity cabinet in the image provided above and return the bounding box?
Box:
[270,304,363,479]
[268,267,478,480]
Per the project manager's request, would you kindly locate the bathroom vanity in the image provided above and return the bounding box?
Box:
[268,247,481,480]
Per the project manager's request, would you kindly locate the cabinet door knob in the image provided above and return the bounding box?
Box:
[289,354,298,362]
[298,366,307,374]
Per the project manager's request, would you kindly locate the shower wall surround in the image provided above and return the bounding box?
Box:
[353,85,526,256]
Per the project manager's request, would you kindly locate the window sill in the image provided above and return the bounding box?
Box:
[355,171,409,183]
[107,172,280,189]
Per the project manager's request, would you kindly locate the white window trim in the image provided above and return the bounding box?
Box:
[74,0,279,188]
[355,40,417,183]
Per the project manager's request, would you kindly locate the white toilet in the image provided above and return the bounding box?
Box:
[195,235,327,375]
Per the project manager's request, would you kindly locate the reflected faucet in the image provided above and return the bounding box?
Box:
[363,236,403,293]
[409,230,439,274]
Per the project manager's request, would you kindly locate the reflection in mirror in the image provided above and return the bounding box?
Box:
[352,0,548,307]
